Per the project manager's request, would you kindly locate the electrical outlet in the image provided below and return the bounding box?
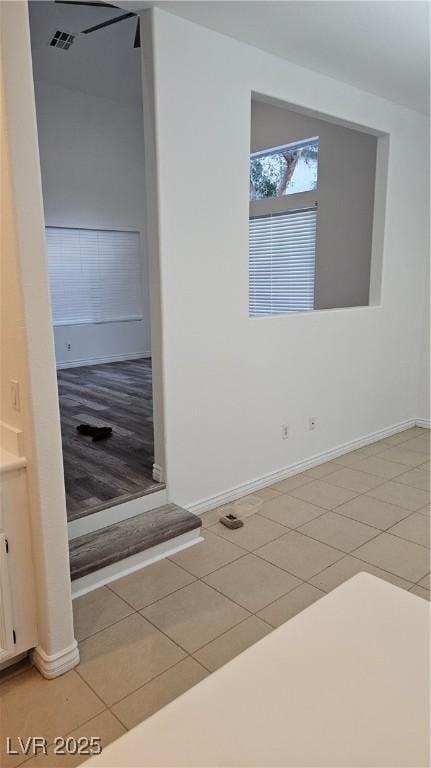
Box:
[309,417,317,431]
[281,424,289,440]
[66,343,72,351]
[10,380,20,412]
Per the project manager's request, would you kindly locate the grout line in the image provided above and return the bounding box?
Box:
[106,654,208,716]
[286,485,363,506]
[198,568,302,617]
[75,644,190,712]
[32,662,109,746]
[187,613,270,665]
[396,477,430,492]
[302,562,415,593]
[18,707,112,762]
[348,549,428,581]
[209,476,319,511]
[197,563,259,608]
[194,524,265,552]
[205,514,293,549]
[381,508,430,545]
[210,488,416,544]
[370,447,427,463]
[301,554,352,590]
[187,656,213,674]
[211,495,329,525]
[407,584,430,599]
[321,472,399,494]
[166,545,247,580]
[104,568,199,612]
[272,477,323,492]
[235,547,314,589]
[301,508,387,534]
[412,572,431,588]
[106,708,129,734]
[257,520,383,559]
[75,607,138,644]
[370,477,431,493]
[105,578,197,613]
[72,666,113,711]
[77,558,259,669]
[328,503,414,529]
[248,518,428,585]
[259,508,329,528]
[254,581,326,622]
[349,527,430,554]
[74,603,202,690]
[137,580,253,656]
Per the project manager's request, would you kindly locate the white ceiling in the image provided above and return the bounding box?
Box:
[29,1,430,114]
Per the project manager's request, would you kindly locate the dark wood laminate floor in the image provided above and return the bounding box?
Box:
[57,358,161,522]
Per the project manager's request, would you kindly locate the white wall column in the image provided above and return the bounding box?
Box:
[1,1,78,677]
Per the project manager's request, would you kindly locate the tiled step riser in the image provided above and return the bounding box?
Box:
[69,504,202,582]
[71,530,203,598]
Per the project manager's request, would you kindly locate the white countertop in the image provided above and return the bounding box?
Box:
[86,573,430,768]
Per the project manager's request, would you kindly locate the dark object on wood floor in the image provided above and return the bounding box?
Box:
[69,504,202,580]
[77,424,93,436]
[58,358,159,521]
[220,513,244,529]
[92,427,112,442]
[77,423,113,441]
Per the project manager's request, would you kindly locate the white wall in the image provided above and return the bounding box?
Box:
[416,250,430,424]
[1,4,78,671]
[1,65,29,433]
[54,322,148,368]
[33,81,151,366]
[150,10,429,509]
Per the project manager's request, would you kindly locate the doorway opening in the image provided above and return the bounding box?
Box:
[28,0,164,524]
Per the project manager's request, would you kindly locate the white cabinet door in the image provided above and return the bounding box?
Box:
[0,531,14,660]
[0,469,37,664]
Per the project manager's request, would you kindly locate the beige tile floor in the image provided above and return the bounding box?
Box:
[1,426,430,767]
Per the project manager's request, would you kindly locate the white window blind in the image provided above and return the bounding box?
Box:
[46,227,143,325]
[249,206,317,316]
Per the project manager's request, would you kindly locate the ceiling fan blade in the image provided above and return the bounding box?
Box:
[133,17,140,48]
[81,11,135,34]
[55,1,120,7]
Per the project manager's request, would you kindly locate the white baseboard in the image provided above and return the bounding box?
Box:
[188,418,420,516]
[68,488,168,540]
[31,641,80,679]
[56,351,151,370]
[415,418,431,429]
[71,529,202,598]
[152,463,164,483]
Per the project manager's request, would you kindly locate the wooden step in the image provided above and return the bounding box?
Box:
[69,504,201,581]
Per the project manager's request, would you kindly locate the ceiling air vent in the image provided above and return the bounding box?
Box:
[49,30,75,50]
